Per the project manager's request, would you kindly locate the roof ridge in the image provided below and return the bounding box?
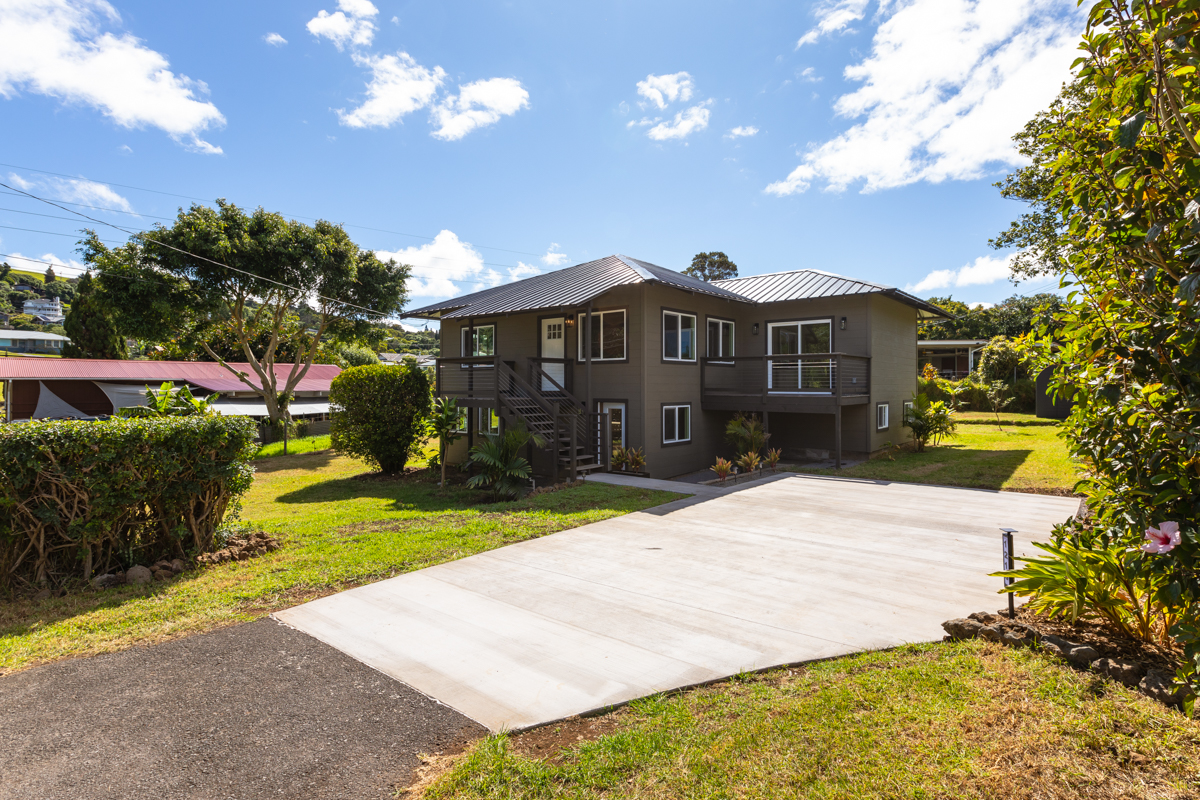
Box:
[714,268,892,290]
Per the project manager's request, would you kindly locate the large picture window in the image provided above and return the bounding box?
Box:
[767,319,832,392]
[707,318,734,361]
[663,311,697,361]
[663,404,691,444]
[578,309,627,361]
[462,324,495,357]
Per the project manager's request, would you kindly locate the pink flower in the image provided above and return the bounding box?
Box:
[1142,521,1182,554]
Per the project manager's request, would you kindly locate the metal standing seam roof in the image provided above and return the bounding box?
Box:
[712,269,949,318]
[405,255,751,319]
[0,359,341,393]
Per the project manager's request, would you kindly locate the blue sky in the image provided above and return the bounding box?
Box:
[0,0,1086,323]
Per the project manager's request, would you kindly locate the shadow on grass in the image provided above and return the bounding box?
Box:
[252,449,339,474]
[799,447,1035,491]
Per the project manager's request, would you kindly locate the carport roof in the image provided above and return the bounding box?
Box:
[0,358,341,393]
[405,257,950,320]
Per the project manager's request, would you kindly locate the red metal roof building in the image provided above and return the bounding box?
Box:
[0,358,341,421]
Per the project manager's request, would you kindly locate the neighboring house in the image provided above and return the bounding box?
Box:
[21,297,64,322]
[0,358,341,421]
[0,331,69,355]
[408,255,946,479]
[379,352,436,367]
[917,339,989,379]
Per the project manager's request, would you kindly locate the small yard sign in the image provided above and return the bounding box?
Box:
[1000,528,1017,619]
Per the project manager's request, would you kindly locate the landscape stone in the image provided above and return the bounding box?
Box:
[126,565,153,585]
[169,559,186,574]
[91,574,121,589]
[153,569,172,581]
[1000,628,1034,647]
[968,611,1002,625]
[1139,669,1185,706]
[978,625,1003,642]
[1039,634,1072,659]
[941,618,983,639]
[1092,657,1144,687]
[1064,644,1100,668]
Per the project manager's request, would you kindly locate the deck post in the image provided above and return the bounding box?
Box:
[569,419,578,481]
[602,411,612,472]
[585,300,593,415]
[834,405,842,470]
[834,354,843,469]
[551,410,560,483]
[493,355,502,431]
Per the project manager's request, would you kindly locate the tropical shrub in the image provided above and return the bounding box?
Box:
[330,363,432,474]
[712,457,733,484]
[977,336,1024,383]
[624,447,646,472]
[117,382,218,417]
[467,423,543,501]
[919,375,1036,414]
[736,451,761,474]
[0,416,256,590]
[903,393,956,453]
[726,412,769,457]
[765,448,782,472]
[612,445,629,471]
[429,396,464,489]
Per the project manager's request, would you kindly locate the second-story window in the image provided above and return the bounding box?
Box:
[462,324,495,357]
[707,318,734,361]
[578,309,626,361]
[663,310,697,361]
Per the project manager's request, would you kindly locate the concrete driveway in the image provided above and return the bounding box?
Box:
[275,474,1080,732]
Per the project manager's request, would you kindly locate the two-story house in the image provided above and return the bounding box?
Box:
[407,255,947,480]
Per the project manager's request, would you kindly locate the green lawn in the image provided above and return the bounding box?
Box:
[252,433,332,459]
[0,452,681,674]
[798,412,1080,493]
[426,641,1200,800]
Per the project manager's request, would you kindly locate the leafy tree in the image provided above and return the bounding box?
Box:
[42,280,77,304]
[43,266,55,283]
[63,273,124,359]
[976,336,1024,383]
[329,364,432,474]
[0,262,10,283]
[725,412,769,457]
[152,314,311,363]
[320,340,380,367]
[684,251,738,282]
[83,200,410,424]
[917,294,1064,340]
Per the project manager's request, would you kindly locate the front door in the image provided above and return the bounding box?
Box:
[540,317,565,391]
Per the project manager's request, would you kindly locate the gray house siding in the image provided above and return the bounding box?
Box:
[867,294,918,452]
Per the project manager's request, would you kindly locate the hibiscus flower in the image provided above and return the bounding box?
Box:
[1142,521,1182,554]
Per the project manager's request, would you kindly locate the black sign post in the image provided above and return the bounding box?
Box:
[1000,527,1017,619]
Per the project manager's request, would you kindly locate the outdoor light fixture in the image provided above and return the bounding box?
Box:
[752,323,760,335]
[840,316,847,330]
[565,315,575,327]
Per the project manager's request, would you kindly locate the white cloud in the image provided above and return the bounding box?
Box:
[796,0,871,48]
[8,171,134,213]
[509,262,541,281]
[767,0,1085,196]
[378,231,544,302]
[337,52,445,128]
[263,32,287,47]
[726,125,758,139]
[0,0,225,153]
[636,72,693,109]
[799,67,821,83]
[430,77,529,141]
[307,0,378,50]
[541,243,569,266]
[647,100,711,141]
[906,252,1016,294]
[4,251,87,276]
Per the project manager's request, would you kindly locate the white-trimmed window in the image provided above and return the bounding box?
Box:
[707,318,734,361]
[461,324,495,357]
[478,407,500,435]
[663,311,697,361]
[577,309,627,361]
[902,400,914,426]
[877,402,890,431]
[663,404,691,444]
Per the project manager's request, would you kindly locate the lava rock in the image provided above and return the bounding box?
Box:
[1001,628,1035,648]
[1064,643,1100,668]
[169,559,186,574]
[942,618,983,639]
[1039,634,1073,659]
[978,625,1004,642]
[1139,669,1186,706]
[152,569,173,581]
[91,573,122,589]
[126,565,153,585]
[968,612,1002,625]
[1092,657,1144,688]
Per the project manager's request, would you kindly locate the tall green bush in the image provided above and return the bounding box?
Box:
[330,363,432,474]
[976,336,1024,383]
[0,416,256,590]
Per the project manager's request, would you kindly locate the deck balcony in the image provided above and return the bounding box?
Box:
[700,353,870,414]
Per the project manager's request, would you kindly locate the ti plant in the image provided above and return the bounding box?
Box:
[736,450,761,475]
[764,448,782,472]
[712,457,733,484]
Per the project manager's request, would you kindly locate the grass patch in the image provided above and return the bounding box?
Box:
[0,452,681,674]
[252,433,332,459]
[425,641,1200,800]
[797,413,1079,493]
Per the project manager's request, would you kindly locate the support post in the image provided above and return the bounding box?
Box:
[551,411,560,483]
[834,405,842,470]
[569,419,578,481]
[602,411,612,472]
[493,355,502,430]
[585,300,593,416]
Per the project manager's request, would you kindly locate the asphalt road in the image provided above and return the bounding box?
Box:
[0,618,485,800]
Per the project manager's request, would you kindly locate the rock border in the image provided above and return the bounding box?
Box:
[943,613,1187,710]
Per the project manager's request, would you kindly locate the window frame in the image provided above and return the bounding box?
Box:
[478,406,500,435]
[461,323,496,358]
[662,309,698,363]
[662,402,692,446]
[902,400,914,427]
[576,308,628,362]
[706,316,735,363]
[877,401,890,431]
[765,317,834,393]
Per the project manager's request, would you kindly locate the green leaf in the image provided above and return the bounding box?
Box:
[1113,166,1137,189]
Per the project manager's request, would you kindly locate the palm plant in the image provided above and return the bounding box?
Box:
[903,393,957,453]
[118,382,219,417]
[725,412,770,458]
[466,422,546,501]
[430,397,464,489]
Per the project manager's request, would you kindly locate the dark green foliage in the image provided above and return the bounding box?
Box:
[919,376,1036,413]
[903,393,956,453]
[0,416,256,590]
[430,397,465,489]
[116,382,218,417]
[322,340,380,367]
[725,412,769,457]
[918,294,1064,340]
[467,423,541,501]
[684,252,738,282]
[330,364,432,474]
[152,314,311,363]
[43,266,55,283]
[976,336,1025,383]
[63,273,124,359]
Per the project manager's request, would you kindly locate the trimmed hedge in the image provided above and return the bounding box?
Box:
[0,416,256,590]
[330,363,432,474]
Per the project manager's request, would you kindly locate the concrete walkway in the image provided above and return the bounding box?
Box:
[275,475,1080,732]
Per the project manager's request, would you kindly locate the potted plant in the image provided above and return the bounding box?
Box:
[612,445,628,471]
[625,447,646,474]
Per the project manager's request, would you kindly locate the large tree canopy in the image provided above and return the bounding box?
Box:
[82,200,410,423]
[918,293,1063,340]
[63,273,124,359]
[684,251,738,282]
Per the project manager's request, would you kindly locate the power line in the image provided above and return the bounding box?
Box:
[0,161,553,260]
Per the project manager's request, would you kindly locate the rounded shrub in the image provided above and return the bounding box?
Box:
[330,363,432,474]
[977,336,1024,383]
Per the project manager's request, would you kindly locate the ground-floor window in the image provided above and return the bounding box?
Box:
[877,401,890,431]
[663,404,691,444]
[479,407,500,435]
